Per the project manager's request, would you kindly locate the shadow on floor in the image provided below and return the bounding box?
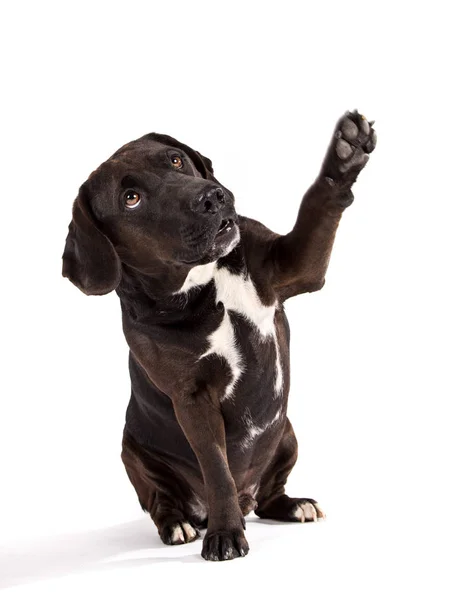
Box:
[0,518,204,590]
[0,514,305,589]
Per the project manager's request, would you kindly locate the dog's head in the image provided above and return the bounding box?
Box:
[62,133,239,295]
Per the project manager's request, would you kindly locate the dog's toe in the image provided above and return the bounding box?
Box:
[161,520,201,545]
[321,110,376,186]
[201,529,249,561]
[340,117,359,141]
[292,499,326,522]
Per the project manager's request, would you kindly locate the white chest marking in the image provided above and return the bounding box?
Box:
[213,269,283,396]
[176,262,216,294]
[176,263,284,399]
[213,268,276,337]
[200,310,243,398]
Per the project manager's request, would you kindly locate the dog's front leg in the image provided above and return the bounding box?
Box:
[173,391,249,561]
[269,110,376,300]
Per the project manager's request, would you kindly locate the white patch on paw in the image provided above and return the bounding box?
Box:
[294,502,322,523]
[293,505,306,523]
[181,522,198,541]
[170,524,185,544]
[223,547,235,560]
[314,504,326,520]
[303,503,317,522]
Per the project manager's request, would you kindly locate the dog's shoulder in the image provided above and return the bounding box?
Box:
[237,215,280,245]
[237,215,280,263]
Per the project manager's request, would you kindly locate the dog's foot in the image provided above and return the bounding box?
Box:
[255,494,325,522]
[201,528,249,561]
[321,109,377,206]
[333,110,376,174]
[160,520,201,545]
[291,499,326,523]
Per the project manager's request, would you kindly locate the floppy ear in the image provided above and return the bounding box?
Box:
[146,133,215,180]
[196,151,215,179]
[62,185,122,295]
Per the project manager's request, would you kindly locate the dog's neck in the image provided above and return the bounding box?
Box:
[119,261,194,300]
[116,245,247,325]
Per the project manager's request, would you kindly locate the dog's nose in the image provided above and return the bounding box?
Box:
[193,187,225,215]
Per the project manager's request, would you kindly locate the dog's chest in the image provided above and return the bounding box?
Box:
[178,263,284,403]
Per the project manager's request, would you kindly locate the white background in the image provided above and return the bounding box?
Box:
[1,1,448,598]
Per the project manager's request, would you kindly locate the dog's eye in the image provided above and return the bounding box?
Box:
[124,190,141,208]
[171,155,183,169]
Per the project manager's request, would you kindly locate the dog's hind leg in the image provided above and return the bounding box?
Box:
[121,429,201,545]
[150,491,201,545]
[255,418,325,522]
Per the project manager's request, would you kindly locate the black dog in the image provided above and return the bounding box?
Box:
[63,111,376,561]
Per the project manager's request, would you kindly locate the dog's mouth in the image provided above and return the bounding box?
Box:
[178,216,239,265]
[215,218,235,238]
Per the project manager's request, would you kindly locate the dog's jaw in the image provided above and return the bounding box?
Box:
[211,225,241,260]
[177,222,240,267]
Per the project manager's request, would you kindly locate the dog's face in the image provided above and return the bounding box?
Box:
[62,134,239,295]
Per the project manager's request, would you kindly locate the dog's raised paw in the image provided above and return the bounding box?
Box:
[201,529,249,561]
[323,109,376,186]
[336,110,376,172]
[161,520,201,545]
[291,499,326,523]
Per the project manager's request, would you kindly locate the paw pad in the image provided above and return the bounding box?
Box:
[334,109,376,174]
[322,109,376,184]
